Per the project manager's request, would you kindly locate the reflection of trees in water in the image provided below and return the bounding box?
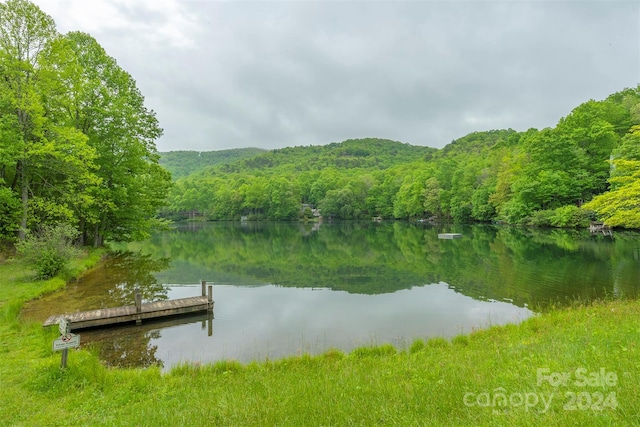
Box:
[96,252,172,368]
[21,251,173,322]
[84,327,163,369]
[102,251,171,304]
[82,313,212,369]
[129,222,640,308]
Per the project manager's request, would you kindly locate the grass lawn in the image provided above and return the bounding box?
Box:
[0,252,638,426]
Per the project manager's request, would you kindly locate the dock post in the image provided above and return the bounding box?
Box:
[207,311,213,336]
[201,280,206,297]
[134,289,142,325]
[207,285,214,310]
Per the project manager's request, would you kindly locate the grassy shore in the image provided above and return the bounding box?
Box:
[0,252,638,426]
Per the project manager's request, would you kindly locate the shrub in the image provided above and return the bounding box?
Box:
[499,199,533,225]
[301,207,313,220]
[16,224,80,279]
[526,209,553,227]
[549,205,590,228]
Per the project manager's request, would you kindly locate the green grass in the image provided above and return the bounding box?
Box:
[0,252,638,426]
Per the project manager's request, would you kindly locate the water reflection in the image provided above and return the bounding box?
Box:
[22,252,170,321]
[164,283,529,366]
[80,312,213,369]
[28,280,533,371]
[133,222,640,307]
[22,222,640,370]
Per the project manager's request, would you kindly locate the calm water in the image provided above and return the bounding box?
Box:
[22,222,640,370]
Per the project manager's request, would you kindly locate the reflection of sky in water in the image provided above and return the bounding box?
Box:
[153,283,532,370]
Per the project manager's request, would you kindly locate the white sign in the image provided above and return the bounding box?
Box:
[58,318,69,335]
[53,333,80,351]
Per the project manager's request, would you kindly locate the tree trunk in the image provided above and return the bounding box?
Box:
[18,160,28,241]
[93,223,101,248]
[78,218,85,246]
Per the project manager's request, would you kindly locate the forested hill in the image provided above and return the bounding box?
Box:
[197,138,436,176]
[159,148,266,179]
[164,86,640,228]
[435,129,518,159]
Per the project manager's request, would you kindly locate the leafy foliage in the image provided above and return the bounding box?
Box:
[0,187,20,243]
[164,139,433,221]
[549,205,591,228]
[583,160,640,228]
[0,1,171,246]
[15,223,79,279]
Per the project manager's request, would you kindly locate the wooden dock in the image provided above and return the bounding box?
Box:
[43,282,214,331]
[438,233,463,239]
[589,222,613,236]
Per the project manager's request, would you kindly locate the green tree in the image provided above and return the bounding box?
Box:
[612,125,640,162]
[1,0,57,239]
[240,177,268,217]
[582,160,640,228]
[393,172,428,219]
[52,32,171,244]
[0,2,171,246]
[581,121,640,228]
[0,0,98,241]
[422,176,441,218]
[266,177,299,220]
[366,170,401,218]
[471,186,495,221]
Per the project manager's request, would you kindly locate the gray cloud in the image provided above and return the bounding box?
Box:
[33,0,640,151]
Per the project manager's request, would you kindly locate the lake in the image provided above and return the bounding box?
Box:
[22,221,640,371]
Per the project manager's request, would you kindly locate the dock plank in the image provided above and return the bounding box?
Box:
[43,296,212,330]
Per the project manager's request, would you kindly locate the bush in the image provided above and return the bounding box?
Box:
[16,224,80,279]
[301,207,313,220]
[499,199,534,225]
[549,205,590,228]
[526,209,553,227]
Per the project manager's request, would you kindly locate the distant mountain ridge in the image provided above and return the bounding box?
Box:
[158,148,266,179]
[185,138,437,178]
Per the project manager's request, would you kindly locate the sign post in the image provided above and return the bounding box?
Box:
[54,318,80,369]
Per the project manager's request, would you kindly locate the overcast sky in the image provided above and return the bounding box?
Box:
[30,0,640,152]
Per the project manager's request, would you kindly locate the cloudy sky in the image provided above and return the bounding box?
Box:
[31,0,640,152]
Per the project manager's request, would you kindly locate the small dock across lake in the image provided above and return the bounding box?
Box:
[589,222,613,236]
[438,233,463,240]
[43,282,214,331]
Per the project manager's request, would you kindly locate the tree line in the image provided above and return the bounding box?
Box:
[0,0,171,248]
[163,91,640,229]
